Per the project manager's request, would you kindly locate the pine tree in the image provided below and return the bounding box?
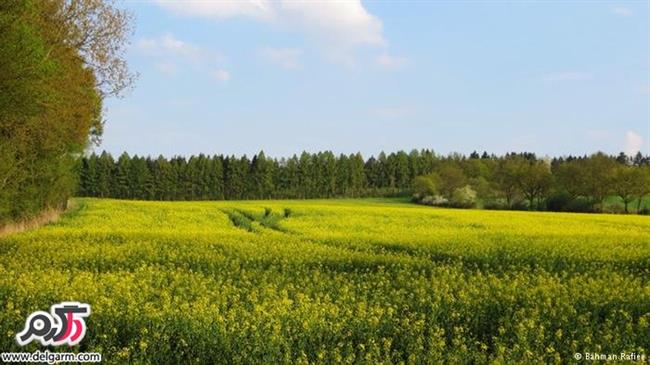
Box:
[349,153,367,197]
[250,151,274,199]
[128,156,151,200]
[224,156,248,200]
[152,156,172,200]
[336,154,350,196]
[321,151,337,198]
[113,152,131,199]
[96,151,114,198]
[298,152,312,198]
[285,156,300,198]
[208,155,224,200]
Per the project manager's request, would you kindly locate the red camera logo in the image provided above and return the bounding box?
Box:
[16,302,91,346]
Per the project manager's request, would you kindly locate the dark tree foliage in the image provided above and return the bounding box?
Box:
[79,151,377,201]
[77,150,650,214]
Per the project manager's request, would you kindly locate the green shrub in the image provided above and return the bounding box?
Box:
[412,174,440,200]
[564,197,594,213]
[449,185,477,208]
[546,192,572,212]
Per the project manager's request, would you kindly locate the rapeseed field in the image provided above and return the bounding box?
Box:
[0,198,648,364]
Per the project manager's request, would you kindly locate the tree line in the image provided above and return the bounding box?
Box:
[0,0,134,224]
[413,151,650,213]
[77,150,650,213]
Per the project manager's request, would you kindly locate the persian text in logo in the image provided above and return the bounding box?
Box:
[16,302,91,346]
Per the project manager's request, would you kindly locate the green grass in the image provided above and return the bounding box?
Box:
[0,198,648,364]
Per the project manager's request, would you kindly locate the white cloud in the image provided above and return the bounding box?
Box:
[210,69,231,82]
[155,0,386,65]
[278,1,385,47]
[260,47,302,70]
[612,7,633,16]
[375,53,408,70]
[136,34,223,63]
[137,34,228,80]
[625,130,643,155]
[156,0,273,20]
[542,72,593,82]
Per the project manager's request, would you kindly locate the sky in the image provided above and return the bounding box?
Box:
[100,0,650,159]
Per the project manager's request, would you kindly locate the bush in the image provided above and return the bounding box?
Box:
[544,193,596,213]
[420,195,448,206]
[510,201,529,211]
[449,185,477,208]
[563,198,594,213]
[417,185,477,209]
[546,192,572,212]
[482,199,527,211]
[412,174,440,200]
[603,204,625,214]
[483,200,508,210]
[469,176,495,202]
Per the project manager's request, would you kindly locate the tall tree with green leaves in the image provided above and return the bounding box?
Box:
[493,157,522,207]
[515,159,552,209]
[0,0,134,222]
[612,164,647,213]
[582,152,616,211]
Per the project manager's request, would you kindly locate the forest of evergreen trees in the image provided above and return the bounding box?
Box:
[77,150,650,213]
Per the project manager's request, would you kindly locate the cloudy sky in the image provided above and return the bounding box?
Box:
[101,0,650,158]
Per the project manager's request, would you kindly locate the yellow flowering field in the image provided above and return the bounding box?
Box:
[0,198,648,364]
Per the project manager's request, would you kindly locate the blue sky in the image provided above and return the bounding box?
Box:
[101,0,650,158]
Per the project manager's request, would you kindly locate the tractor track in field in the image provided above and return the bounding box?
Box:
[220,208,293,234]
